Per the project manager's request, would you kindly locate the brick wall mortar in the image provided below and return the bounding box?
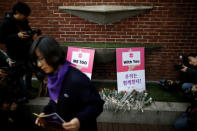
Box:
[0,0,197,81]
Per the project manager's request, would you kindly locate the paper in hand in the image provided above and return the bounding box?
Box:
[33,112,65,129]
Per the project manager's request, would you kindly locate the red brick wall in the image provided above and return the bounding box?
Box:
[0,0,197,81]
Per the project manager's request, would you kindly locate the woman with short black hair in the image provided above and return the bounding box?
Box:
[31,36,104,131]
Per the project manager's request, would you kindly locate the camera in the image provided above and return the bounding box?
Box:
[174,55,190,70]
[24,29,42,38]
[174,64,185,70]
[159,79,180,90]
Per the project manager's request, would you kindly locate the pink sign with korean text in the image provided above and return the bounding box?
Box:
[66,46,95,79]
[116,47,145,92]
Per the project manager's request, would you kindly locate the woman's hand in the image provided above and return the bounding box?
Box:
[35,112,47,128]
[62,118,80,131]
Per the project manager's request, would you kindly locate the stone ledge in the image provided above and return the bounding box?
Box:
[59,5,153,24]
[25,97,189,125]
[98,101,189,125]
[59,5,153,13]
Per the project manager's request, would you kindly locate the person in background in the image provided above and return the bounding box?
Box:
[0,49,30,131]
[0,49,15,109]
[174,98,197,131]
[0,2,32,60]
[174,53,197,131]
[180,53,197,98]
[0,2,41,98]
[30,36,104,131]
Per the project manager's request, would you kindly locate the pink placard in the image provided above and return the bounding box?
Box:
[66,46,95,79]
[116,47,145,92]
[116,47,145,72]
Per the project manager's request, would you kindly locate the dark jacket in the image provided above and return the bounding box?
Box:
[0,49,10,67]
[183,67,197,83]
[0,13,32,61]
[43,66,104,131]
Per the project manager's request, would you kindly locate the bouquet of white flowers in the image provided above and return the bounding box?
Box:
[99,88,152,112]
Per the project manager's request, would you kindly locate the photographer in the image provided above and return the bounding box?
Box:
[0,2,41,98]
[174,53,197,131]
[0,48,29,106]
[179,53,197,98]
[0,2,32,61]
[0,49,14,99]
[0,49,24,130]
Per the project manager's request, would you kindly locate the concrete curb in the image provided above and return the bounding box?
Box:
[25,97,189,125]
[98,101,189,125]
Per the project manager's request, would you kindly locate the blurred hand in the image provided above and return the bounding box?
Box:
[35,112,47,128]
[62,118,80,131]
[180,65,187,72]
[18,31,29,39]
[7,59,15,67]
[0,69,7,77]
[191,85,197,92]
